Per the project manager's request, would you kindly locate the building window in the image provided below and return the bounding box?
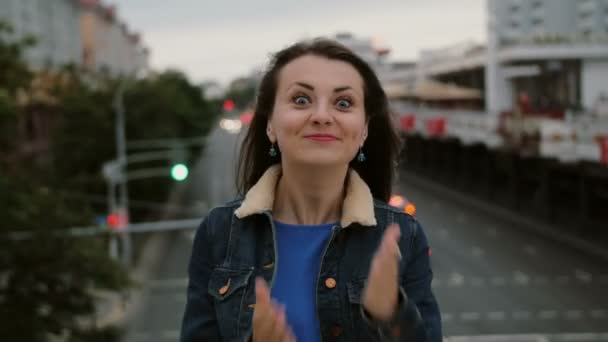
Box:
[509,0,521,11]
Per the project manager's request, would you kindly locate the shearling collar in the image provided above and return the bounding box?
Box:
[234,164,377,228]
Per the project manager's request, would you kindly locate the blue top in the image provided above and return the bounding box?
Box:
[270,221,335,342]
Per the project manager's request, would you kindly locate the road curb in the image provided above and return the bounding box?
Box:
[400,169,608,263]
[95,232,171,330]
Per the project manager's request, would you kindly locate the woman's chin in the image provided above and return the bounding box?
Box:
[287,156,351,168]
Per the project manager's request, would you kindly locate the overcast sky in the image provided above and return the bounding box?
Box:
[115,0,486,85]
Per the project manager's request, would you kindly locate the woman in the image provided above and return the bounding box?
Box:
[180,39,442,341]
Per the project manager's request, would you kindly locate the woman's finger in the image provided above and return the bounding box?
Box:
[379,224,401,262]
[254,304,277,341]
[255,277,271,306]
[273,303,294,342]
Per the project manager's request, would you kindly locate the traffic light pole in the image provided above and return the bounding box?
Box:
[103,78,197,268]
[114,79,132,268]
[107,178,119,260]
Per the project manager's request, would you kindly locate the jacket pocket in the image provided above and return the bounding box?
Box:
[207,267,254,340]
[347,278,375,341]
[347,278,365,304]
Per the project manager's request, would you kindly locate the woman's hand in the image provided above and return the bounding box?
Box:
[362,223,402,321]
[253,277,296,342]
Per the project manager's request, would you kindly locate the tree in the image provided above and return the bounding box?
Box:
[0,21,129,342]
[49,69,221,221]
[0,21,34,95]
[0,20,33,162]
[0,175,131,342]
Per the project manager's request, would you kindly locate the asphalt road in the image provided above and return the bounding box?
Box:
[122,119,608,342]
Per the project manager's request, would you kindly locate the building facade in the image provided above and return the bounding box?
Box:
[0,0,82,70]
[79,0,149,76]
[0,0,148,76]
[491,0,608,46]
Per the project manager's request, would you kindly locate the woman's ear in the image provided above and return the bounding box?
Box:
[362,124,369,146]
[266,122,276,143]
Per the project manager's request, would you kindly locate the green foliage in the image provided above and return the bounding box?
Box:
[0,20,34,94]
[125,70,215,140]
[50,75,116,199]
[0,19,221,341]
[0,20,32,155]
[0,176,131,342]
[49,69,221,220]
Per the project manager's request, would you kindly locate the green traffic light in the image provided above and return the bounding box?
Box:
[171,163,189,181]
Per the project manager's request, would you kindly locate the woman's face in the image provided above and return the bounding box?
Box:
[267,54,368,168]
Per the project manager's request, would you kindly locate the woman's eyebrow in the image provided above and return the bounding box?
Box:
[287,82,314,91]
[290,82,354,93]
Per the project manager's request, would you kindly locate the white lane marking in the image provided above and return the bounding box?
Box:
[487,311,506,320]
[442,309,607,324]
[433,272,608,288]
[131,332,150,340]
[461,312,481,321]
[447,272,465,287]
[161,330,180,340]
[513,271,530,286]
[444,333,608,342]
[575,269,593,284]
[471,246,484,258]
[441,312,454,322]
[538,310,558,320]
[565,310,583,320]
[524,245,537,256]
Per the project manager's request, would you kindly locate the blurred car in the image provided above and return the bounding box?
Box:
[388,194,416,216]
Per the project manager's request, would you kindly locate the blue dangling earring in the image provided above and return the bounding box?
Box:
[269,143,278,157]
[357,147,366,162]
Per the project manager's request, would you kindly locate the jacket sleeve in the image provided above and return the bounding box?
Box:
[361,218,443,341]
[180,215,222,341]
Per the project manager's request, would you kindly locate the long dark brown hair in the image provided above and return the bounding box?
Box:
[236,38,401,202]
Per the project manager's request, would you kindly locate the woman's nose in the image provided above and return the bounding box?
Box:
[310,102,333,125]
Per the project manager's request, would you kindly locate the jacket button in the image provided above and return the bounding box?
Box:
[392,325,401,337]
[330,324,342,337]
[324,277,336,289]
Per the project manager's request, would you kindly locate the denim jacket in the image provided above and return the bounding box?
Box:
[180,165,442,341]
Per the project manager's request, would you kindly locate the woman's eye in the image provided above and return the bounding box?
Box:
[293,95,311,106]
[336,98,352,109]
